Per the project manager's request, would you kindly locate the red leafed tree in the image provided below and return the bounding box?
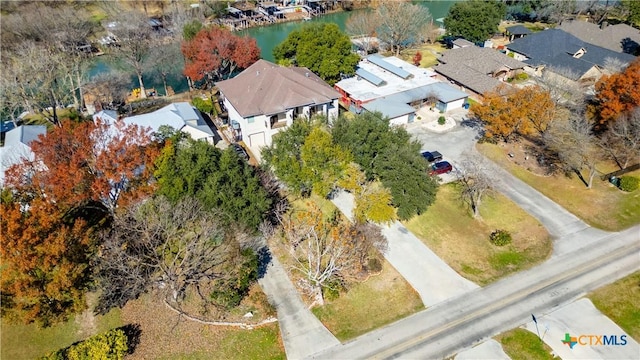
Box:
[1,197,93,326]
[593,58,640,125]
[1,119,160,325]
[413,51,422,66]
[6,119,160,216]
[182,27,260,89]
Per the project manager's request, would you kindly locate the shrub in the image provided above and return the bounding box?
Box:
[515,73,529,81]
[42,329,128,360]
[322,279,344,302]
[490,229,512,246]
[192,97,214,114]
[618,176,640,192]
[438,116,446,125]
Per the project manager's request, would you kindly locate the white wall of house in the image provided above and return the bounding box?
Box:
[181,126,215,144]
[509,51,529,62]
[389,114,411,126]
[445,98,466,111]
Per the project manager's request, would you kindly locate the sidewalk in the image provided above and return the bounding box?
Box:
[258,256,339,359]
[331,190,479,307]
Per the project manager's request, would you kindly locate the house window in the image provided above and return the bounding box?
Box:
[247,116,255,124]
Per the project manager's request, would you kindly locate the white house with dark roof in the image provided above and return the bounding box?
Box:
[434,46,527,97]
[0,125,47,186]
[215,59,340,157]
[334,54,468,124]
[93,102,216,143]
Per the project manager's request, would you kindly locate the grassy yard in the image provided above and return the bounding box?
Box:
[1,305,122,360]
[399,43,447,68]
[588,271,640,342]
[496,328,558,360]
[121,289,284,360]
[289,193,339,218]
[404,183,551,285]
[478,142,640,231]
[312,261,424,341]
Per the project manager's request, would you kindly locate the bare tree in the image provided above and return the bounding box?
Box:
[603,57,628,73]
[108,11,155,99]
[278,204,383,305]
[84,71,131,111]
[456,152,494,218]
[600,108,640,169]
[149,41,184,96]
[345,11,381,54]
[375,2,433,56]
[544,113,600,188]
[539,67,585,109]
[95,197,256,313]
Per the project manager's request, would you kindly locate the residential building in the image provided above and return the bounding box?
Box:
[0,125,47,186]
[505,25,532,41]
[558,20,640,54]
[434,46,527,97]
[216,59,340,158]
[506,29,636,84]
[93,102,217,143]
[334,54,468,124]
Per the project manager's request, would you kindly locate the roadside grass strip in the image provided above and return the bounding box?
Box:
[404,183,551,285]
[496,328,558,360]
[477,142,640,231]
[588,271,640,342]
[312,261,424,341]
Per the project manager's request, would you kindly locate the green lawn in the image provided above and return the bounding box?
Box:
[478,142,640,231]
[163,324,285,360]
[312,261,424,341]
[1,307,122,360]
[404,183,551,285]
[496,328,558,360]
[588,272,640,342]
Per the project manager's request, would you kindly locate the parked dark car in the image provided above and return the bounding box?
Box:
[430,161,453,175]
[231,143,250,161]
[421,151,443,163]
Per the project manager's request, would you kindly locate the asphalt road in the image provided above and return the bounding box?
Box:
[307,225,640,359]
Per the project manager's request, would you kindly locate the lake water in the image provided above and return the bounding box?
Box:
[90,1,457,94]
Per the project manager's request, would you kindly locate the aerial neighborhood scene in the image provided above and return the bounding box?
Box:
[2,0,640,359]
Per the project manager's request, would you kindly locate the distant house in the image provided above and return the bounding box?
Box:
[559,20,640,54]
[334,54,468,125]
[505,25,532,41]
[434,46,527,97]
[452,38,475,49]
[506,29,636,84]
[0,125,47,186]
[216,59,340,159]
[93,102,217,144]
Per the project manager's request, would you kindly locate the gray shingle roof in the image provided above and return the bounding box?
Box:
[216,59,339,118]
[507,29,636,78]
[559,20,640,54]
[506,25,532,36]
[434,63,502,95]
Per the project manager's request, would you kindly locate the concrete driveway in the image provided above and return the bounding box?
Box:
[331,190,479,307]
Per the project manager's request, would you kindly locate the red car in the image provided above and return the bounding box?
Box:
[430,161,453,175]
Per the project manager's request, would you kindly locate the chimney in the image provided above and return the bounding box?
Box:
[305,72,309,77]
[256,70,260,76]
[600,21,609,30]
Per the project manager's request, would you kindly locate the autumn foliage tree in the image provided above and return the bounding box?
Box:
[182,27,260,89]
[471,85,556,142]
[1,119,160,325]
[593,58,640,126]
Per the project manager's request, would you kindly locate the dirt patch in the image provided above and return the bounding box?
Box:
[75,294,98,339]
[490,138,554,176]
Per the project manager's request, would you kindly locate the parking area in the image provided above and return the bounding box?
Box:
[407,108,481,183]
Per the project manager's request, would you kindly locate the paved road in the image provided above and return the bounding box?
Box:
[331,190,479,307]
[258,256,339,359]
[307,225,640,359]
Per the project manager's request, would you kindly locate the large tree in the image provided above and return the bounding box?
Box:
[444,0,506,43]
[182,27,260,89]
[273,23,359,85]
[600,107,640,170]
[1,196,93,326]
[154,134,271,230]
[95,196,258,313]
[374,1,433,56]
[331,112,438,220]
[592,58,640,126]
[471,85,556,142]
